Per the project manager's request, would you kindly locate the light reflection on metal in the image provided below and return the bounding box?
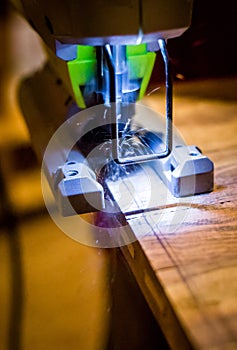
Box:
[104,39,173,165]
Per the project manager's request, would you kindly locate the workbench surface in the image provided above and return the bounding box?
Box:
[110,78,237,350]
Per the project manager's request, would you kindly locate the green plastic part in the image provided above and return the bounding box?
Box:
[67,44,156,108]
[126,45,156,99]
[68,46,96,108]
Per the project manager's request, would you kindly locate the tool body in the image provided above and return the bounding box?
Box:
[12,0,213,215]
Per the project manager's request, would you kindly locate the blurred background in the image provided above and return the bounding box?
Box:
[154,0,237,82]
[0,0,237,349]
[0,2,112,350]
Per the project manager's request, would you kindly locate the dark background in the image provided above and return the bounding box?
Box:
[153,0,237,82]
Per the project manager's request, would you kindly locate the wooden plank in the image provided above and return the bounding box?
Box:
[106,79,237,350]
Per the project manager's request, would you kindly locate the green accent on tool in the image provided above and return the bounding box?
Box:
[126,44,156,100]
[68,44,156,108]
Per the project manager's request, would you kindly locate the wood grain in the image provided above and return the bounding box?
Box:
[109,78,237,350]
